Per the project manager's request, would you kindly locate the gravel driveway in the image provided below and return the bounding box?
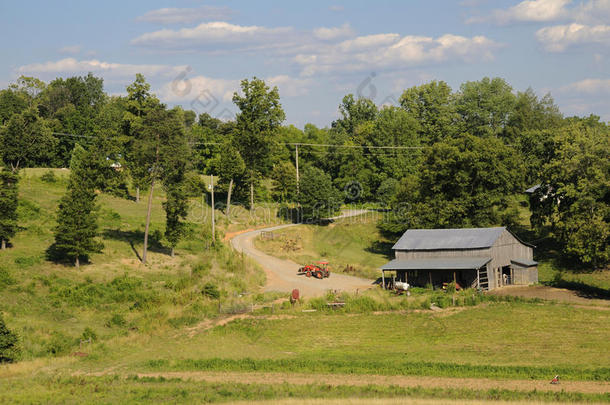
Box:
[230,210,375,297]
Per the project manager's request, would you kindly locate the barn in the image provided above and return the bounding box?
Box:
[380,227,537,291]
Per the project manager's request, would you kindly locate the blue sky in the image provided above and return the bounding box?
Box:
[1,0,609,127]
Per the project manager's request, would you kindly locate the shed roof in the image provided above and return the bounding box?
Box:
[511,258,538,267]
[381,257,491,271]
[392,227,505,250]
[525,184,541,194]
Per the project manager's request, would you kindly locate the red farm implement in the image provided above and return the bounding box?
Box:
[298,261,330,279]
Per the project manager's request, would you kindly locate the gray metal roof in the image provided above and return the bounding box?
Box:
[511,258,538,267]
[525,184,541,193]
[381,257,491,271]
[392,227,505,250]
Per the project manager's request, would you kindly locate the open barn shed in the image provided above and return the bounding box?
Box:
[381,227,537,291]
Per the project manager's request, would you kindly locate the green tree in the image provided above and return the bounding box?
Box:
[130,106,189,263]
[48,145,103,267]
[0,314,20,363]
[0,108,56,171]
[217,140,245,218]
[399,80,456,143]
[0,169,18,250]
[532,118,610,267]
[456,77,516,138]
[382,133,523,234]
[163,185,188,257]
[123,74,161,202]
[232,77,285,209]
[299,166,342,222]
[270,161,297,203]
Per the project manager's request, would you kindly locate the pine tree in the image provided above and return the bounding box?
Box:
[163,185,188,257]
[0,169,18,250]
[0,314,20,363]
[48,145,103,267]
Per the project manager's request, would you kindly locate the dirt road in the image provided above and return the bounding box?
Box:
[131,371,610,395]
[231,210,375,297]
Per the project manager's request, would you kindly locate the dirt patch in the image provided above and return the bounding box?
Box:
[129,371,610,394]
[488,285,610,307]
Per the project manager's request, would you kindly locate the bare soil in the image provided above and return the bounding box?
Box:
[488,285,610,307]
[128,371,610,394]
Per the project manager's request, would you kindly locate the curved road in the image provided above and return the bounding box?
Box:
[231,210,375,297]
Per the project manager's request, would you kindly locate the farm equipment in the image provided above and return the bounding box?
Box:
[298,261,330,279]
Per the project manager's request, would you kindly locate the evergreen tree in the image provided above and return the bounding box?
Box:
[48,145,102,267]
[163,185,188,257]
[0,314,20,363]
[299,166,342,222]
[0,169,18,250]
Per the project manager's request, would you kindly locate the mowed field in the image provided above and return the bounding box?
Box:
[0,169,609,403]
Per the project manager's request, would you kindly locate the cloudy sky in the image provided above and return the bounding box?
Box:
[2,0,609,127]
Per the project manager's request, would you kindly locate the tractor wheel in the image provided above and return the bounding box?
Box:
[315,270,322,279]
[306,270,311,277]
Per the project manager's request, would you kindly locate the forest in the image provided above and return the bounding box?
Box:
[0,73,608,268]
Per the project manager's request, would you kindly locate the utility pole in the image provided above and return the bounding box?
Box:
[209,175,215,245]
[295,144,299,195]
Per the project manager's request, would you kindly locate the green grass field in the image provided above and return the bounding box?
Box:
[1,169,609,403]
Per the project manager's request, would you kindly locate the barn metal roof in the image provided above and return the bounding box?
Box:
[381,257,491,271]
[392,227,506,250]
[511,258,538,267]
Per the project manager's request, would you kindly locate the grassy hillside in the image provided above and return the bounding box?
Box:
[254,213,393,279]
[0,168,274,360]
[1,169,609,403]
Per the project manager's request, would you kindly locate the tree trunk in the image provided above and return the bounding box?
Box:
[136,187,140,203]
[142,134,160,265]
[75,256,80,268]
[142,179,155,264]
[226,178,234,219]
[170,247,175,257]
[250,181,254,210]
[1,239,6,250]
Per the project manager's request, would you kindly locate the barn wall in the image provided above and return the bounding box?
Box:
[488,230,533,271]
[395,248,491,260]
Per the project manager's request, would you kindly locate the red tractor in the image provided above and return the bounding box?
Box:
[298,261,330,279]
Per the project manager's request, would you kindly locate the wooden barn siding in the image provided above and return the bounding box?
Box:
[394,230,534,290]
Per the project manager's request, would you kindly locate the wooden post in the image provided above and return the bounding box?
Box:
[295,144,299,196]
[381,270,385,290]
[210,175,215,244]
[428,271,432,287]
[477,269,480,289]
[453,271,456,283]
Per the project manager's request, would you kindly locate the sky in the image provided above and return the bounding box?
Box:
[1,0,609,128]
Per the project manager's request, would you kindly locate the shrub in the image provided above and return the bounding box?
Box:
[0,267,16,290]
[40,170,57,183]
[0,315,20,363]
[105,313,127,328]
[81,327,97,341]
[202,283,220,299]
[45,331,72,356]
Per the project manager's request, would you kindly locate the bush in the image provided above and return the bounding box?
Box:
[0,315,20,363]
[45,331,72,356]
[81,327,97,341]
[0,267,16,290]
[40,170,57,183]
[202,283,220,299]
[105,313,127,328]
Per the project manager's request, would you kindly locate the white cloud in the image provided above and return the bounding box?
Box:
[536,23,610,51]
[467,0,571,24]
[313,23,355,41]
[160,75,238,103]
[572,0,610,24]
[266,75,313,97]
[295,33,500,76]
[59,45,82,54]
[17,58,186,79]
[137,6,236,25]
[560,78,610,93]
[131,21,294,51]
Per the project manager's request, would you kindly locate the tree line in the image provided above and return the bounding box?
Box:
[0,74,608,267]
